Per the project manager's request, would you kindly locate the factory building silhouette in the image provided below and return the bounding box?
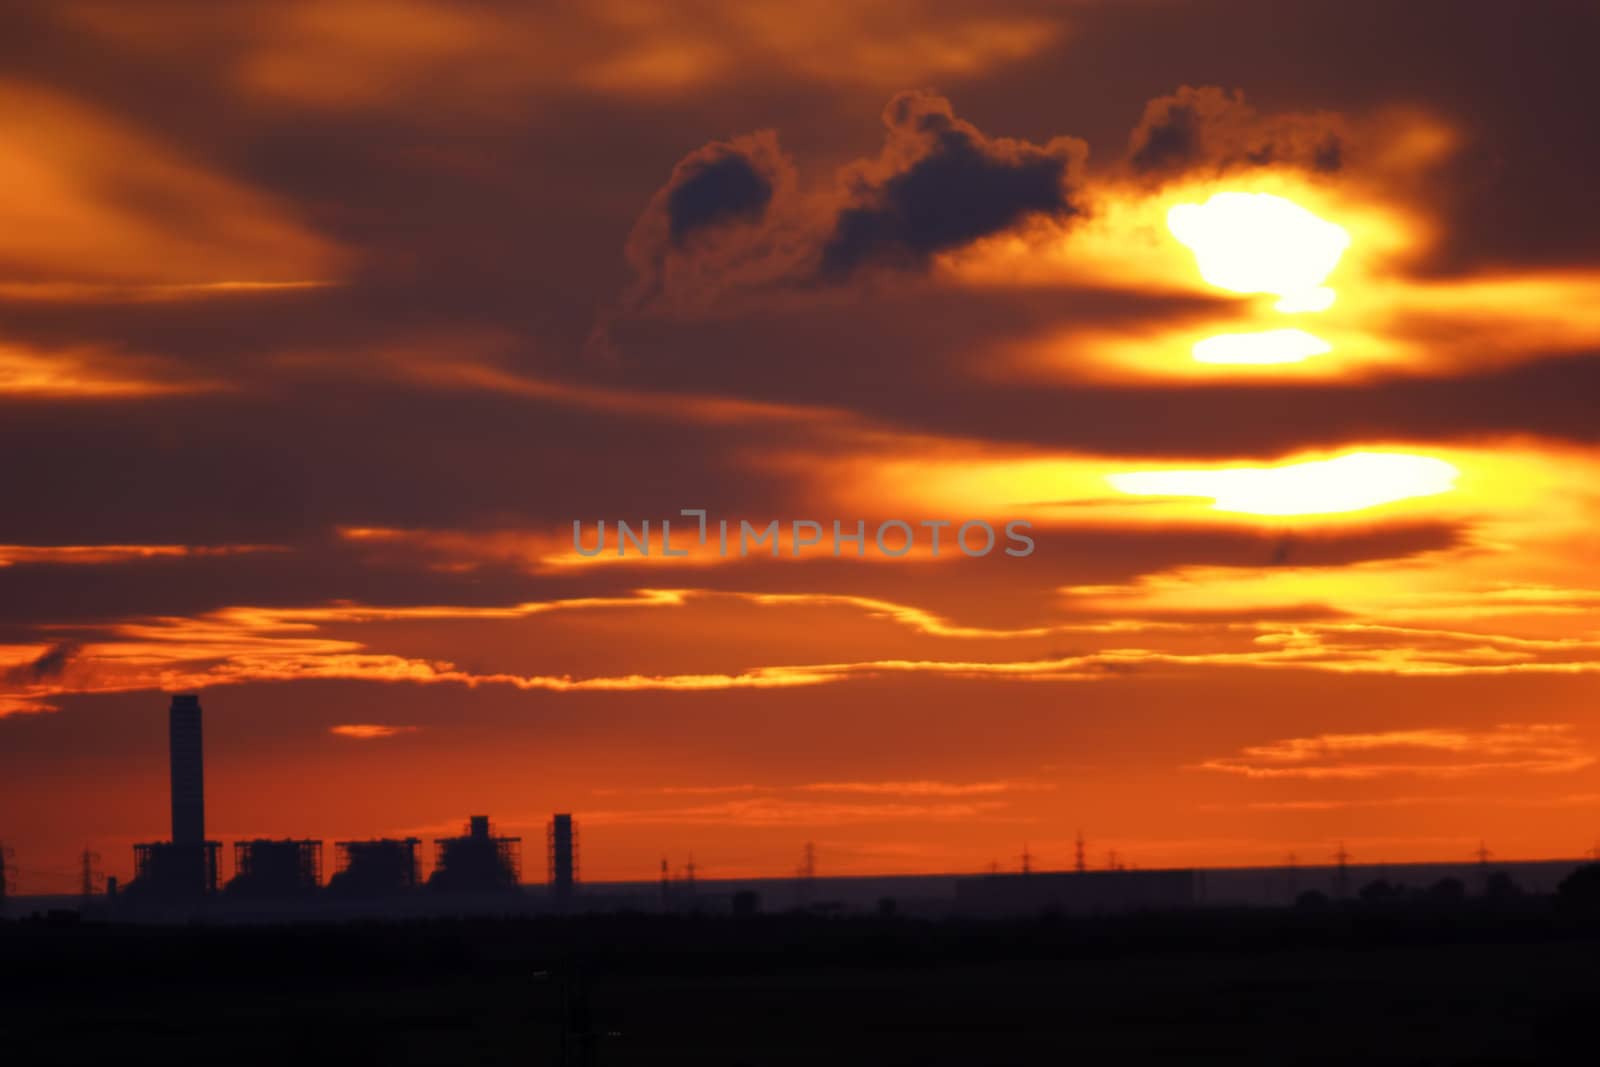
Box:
[429,816,521,892]
[129,695,220,898]
[123,694,577,908]
[328,837,422,895]
[227,839,321,897]
[102,693,1234,920]
[548,813,578,904]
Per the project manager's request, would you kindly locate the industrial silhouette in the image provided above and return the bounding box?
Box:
[114,695,565,909]
[429,816,521,892]
[548,813,578,904]
[328,837,421,895]
[170,694,204,843]
[227,840,321,897]
[26,694,1600,923]
[128,695,220,899]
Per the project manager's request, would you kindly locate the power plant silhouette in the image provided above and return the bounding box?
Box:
[130,695,220,898]
[23,693,1582,923]
[120,695,577,910]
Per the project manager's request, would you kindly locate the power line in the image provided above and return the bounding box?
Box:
[80,847,102,902]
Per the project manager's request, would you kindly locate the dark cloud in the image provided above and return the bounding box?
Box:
[622,92,1086,305]
[5,640,80,684]
[603,280,1600,457]
[1127,86,1348,178]
[817,90,1085,277]
[621,130,799,310]
[665,142,779,247]
[0,517,1459,649]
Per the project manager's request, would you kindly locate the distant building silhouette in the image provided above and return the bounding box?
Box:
[228,839,322,896]
[430,816,520,892]
[328,838,421,895]
[130,695,220,898]
[133,840,219,897]
[548,814,577,903]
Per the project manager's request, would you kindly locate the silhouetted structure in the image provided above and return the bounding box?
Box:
[0,842,10,912]
[80,847,99,903]
[430,816,520,892]
[228,839,322,896]
[130,695,221,898]
[548,814,577,903]
[328,838,421,895]
[169,695,205,844]
[133,840,220,897]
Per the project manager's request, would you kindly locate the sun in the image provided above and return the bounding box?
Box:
[1107,451,1460,516]
[1167,191,1351,312]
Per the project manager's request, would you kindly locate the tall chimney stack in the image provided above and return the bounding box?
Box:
[548,813,576,903]
[169,694,205,844]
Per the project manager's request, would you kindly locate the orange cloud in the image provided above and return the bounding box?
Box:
[0,79,343,289]
[11,576,1600,723]
[1199,724,1592,780]
[0,544,279,567]
[0,344,217,398]
[583,795,1010,828]
[66,1,1062,107]
[329,723,419,739]
[794,779,1050,797]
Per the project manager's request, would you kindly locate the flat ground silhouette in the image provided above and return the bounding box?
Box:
[4,905,1599,1064]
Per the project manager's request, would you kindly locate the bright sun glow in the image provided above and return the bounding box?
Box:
[1107,451,1460,516]
[1191,328,1332,365]
[1168,191,1351,312]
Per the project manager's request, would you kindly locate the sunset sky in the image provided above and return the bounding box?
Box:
[3,1,1599,894]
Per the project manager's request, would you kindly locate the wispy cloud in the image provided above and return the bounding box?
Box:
[1199,724,1593,780]
[0,543,282,567]
[329,723,419,740]
[594,784,760,797]
[583,795,1010,828]
[794,779,1051,797]
[0,78,343,288]
[0,343,220,397]
[10,586,1600,721]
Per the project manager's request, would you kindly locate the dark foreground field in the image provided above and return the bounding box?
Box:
[5,909,1598,1064]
